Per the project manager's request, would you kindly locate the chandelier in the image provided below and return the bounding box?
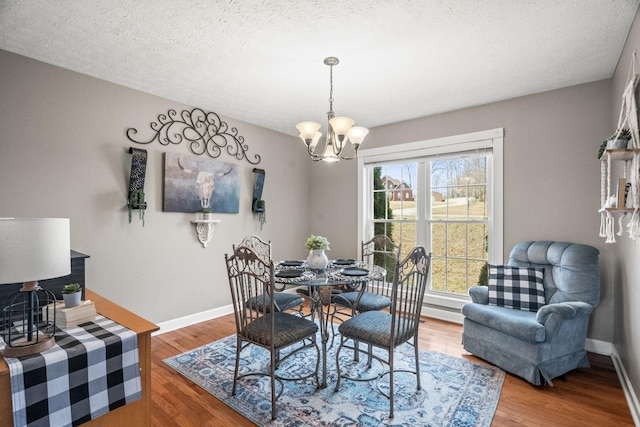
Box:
[296,57,369,162]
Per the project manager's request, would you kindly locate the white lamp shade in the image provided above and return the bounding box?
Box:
[328,117,355,137]
[296,121,322,141]
[310,132,322,149]
[347,126,369,147]
[0,218,70,284]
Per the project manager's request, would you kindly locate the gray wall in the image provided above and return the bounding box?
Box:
[0,49,311,323]
[611,6,640,410]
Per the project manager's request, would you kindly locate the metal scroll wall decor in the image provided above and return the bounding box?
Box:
[126,108,261,165]
[252,168,266,229]
[127,147,148,226]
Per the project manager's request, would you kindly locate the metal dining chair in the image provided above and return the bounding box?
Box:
[333,235,401,315]
[225,245,320,421]
[233,235,304,313]
[329,235,401,346]
[334,246,431,419]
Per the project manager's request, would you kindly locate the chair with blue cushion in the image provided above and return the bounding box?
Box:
[329,235,401,348]
[332,235,401,319]
[233,235,304,313]
[334,246,431,419]
[461,241,600,386]
[225,245,319,420]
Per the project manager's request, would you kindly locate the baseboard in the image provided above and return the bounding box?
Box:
[153,303,234,336]
[422,306,464,324]
[153,288,302,336]
[585,338,614,356]
[610,346,640,426]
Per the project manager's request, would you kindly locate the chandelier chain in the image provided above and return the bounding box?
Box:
[328,64,334,114]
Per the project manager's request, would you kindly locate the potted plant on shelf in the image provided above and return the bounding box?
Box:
[202,208,213,220]
[62,283,82,308]
[305,235,330,271]
[599,129,633,159]
[609,128,632,150]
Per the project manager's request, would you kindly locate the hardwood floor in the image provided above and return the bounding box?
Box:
[150,311,634,426]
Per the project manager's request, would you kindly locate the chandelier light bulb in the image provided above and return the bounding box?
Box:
[322,142,339,163]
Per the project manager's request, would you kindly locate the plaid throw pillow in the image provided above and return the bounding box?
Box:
[488,264,545,312]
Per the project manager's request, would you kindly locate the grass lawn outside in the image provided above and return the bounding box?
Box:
[387,200,488,295]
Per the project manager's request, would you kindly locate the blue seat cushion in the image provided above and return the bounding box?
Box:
[247,292,304,313]
[338,311,414,347]
[461,302,545,343]
[241,312,318,348]
[335,291,391,312]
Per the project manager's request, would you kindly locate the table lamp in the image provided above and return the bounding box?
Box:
[0,218,70,357]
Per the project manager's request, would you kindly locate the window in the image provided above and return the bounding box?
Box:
[429,155,488,295]
[357,129,503,314]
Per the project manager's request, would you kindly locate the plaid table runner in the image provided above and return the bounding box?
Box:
[0,315,142,427]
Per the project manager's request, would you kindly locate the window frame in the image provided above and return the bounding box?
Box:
[357,128,504,316]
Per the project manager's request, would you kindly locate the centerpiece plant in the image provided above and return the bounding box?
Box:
[305,235,330,251]
[305,235,330,270]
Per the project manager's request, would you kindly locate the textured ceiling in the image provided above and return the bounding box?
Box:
[1,1,639,137]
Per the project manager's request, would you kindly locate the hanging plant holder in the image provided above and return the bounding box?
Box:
[252,168,266,229]
[599,51,640,242]
[127,147,148,226]
[128,189,147,226]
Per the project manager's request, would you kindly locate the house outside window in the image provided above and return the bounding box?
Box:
[357,129,504,318]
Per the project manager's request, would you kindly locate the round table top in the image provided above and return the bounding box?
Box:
[274,260,385,287]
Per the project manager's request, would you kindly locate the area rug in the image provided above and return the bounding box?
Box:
[164,333,504,426]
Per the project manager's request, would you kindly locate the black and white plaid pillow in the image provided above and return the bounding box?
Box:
[488,264,545,312]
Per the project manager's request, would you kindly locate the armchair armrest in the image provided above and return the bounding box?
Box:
[468,286,489,304]
[535,301,593,337]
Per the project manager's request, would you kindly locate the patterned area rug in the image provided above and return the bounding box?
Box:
[164,333,504,426]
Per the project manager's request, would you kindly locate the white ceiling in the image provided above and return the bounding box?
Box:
[1,1,638,137]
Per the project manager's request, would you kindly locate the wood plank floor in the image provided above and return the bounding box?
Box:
[150,310,634,426]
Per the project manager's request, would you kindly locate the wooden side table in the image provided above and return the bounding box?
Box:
[0,289,159,426]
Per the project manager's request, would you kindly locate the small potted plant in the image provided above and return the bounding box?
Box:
[128,188,146,226]
[62,283,82,308]
[202,208,213,220]
[609,128,632,150]
[305,235,330,270]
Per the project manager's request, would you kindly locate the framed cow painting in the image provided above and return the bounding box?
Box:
[163,152,239,213]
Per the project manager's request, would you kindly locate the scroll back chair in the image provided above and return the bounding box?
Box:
[233,235,304,313]
[334,246,431,418]
[330,235,401,336]
[225,245,320,421]
[337,235,401,312]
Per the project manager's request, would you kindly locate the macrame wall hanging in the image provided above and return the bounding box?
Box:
[600,51,640,243]
[252,168,266,229]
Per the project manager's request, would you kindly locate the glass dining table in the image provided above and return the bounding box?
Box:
[274,259,385,388]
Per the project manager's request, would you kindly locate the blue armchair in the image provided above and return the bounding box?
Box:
[461,241,600,385]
